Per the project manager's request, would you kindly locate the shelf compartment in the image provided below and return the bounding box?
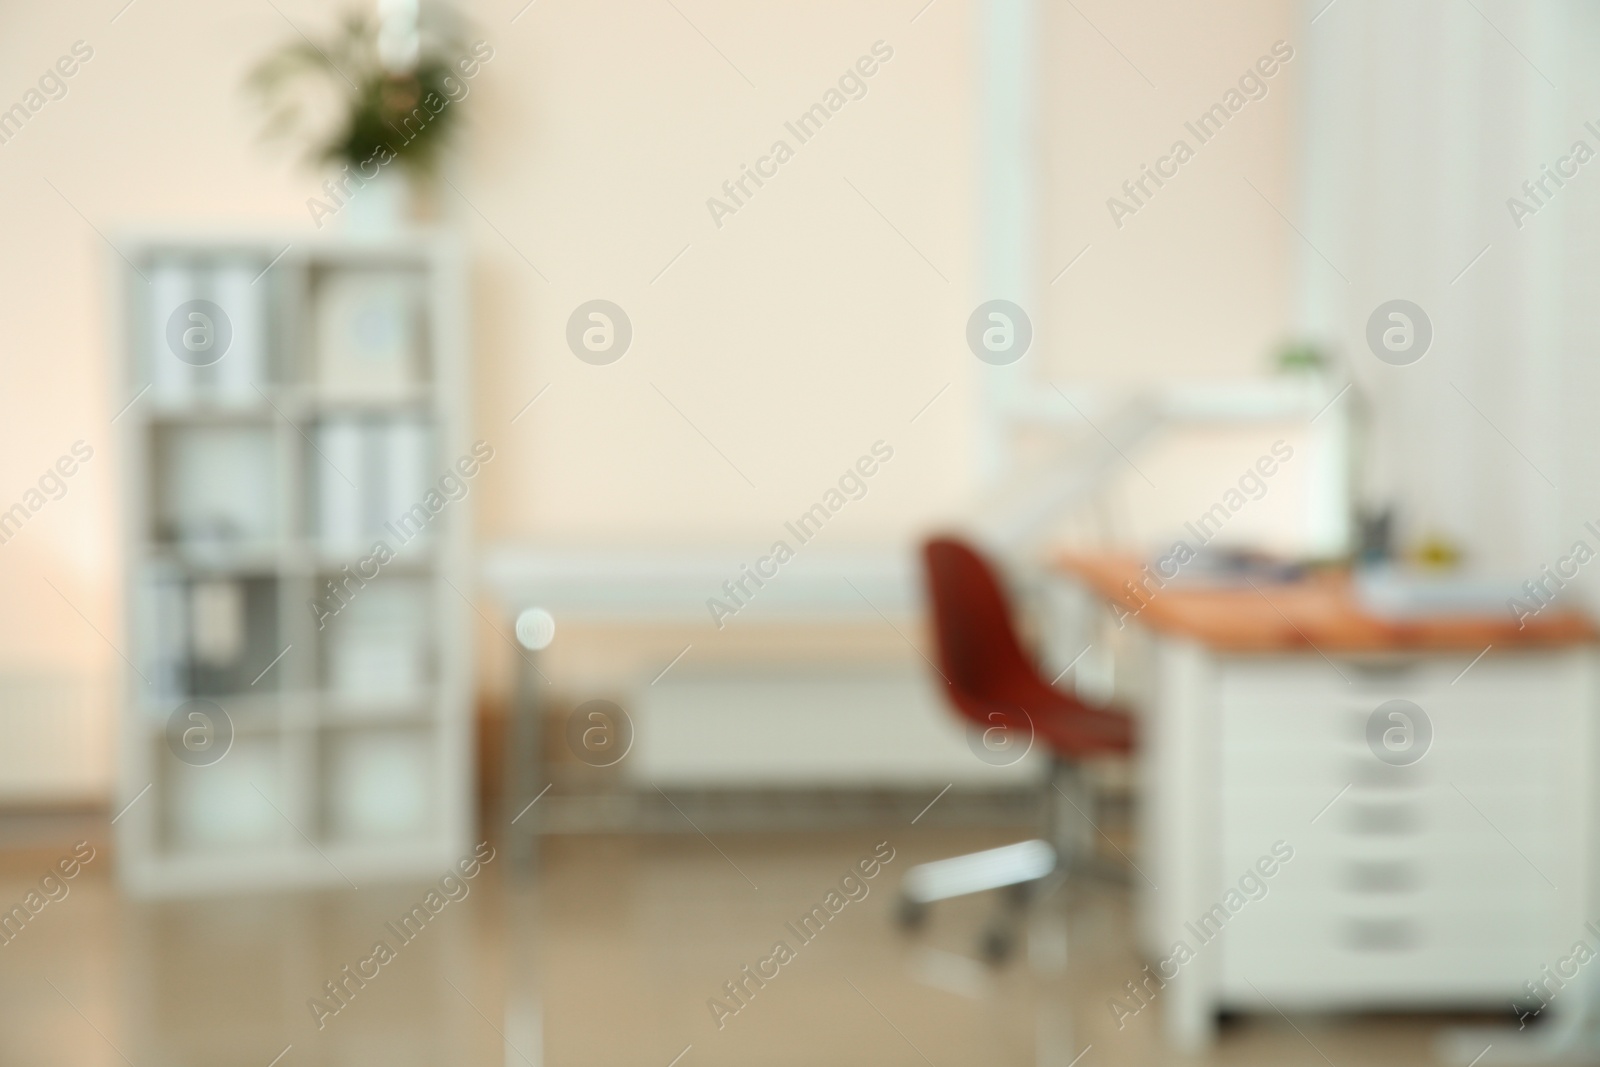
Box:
[318,725,439,844]
[149,422,281,556]
[142,256,277,409]
[314,575,435,708]
[160,735,289,852]
[307,266,432,397]
[305,414,436,555]
[139,569,286,701]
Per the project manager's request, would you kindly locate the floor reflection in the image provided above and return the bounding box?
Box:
[0,828,1475,1066]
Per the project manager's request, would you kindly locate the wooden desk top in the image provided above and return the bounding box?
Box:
[1056,554,1598,654]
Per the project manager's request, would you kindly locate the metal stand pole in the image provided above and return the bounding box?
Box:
[505,608,555,875]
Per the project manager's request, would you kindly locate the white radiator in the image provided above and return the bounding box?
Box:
[0,671,109,804]
[629,667,1045,788]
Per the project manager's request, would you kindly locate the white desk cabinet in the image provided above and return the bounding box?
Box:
[1136,638,1599,1047]
[1054,555,1600,1049]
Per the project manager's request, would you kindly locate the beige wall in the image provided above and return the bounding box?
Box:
[0,0,1298,801]
[1033,0,1305,554]
[1038,0,1299,386]
[465,0,979,546]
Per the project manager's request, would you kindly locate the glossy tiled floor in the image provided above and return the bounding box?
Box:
[0,826,1503,1066]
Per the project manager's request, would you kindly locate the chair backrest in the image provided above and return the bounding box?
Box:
[921,537,1038,711]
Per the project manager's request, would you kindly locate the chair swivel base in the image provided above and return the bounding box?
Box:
[896,839,1059,961]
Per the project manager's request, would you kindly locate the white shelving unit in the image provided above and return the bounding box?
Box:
[111,231,473,897]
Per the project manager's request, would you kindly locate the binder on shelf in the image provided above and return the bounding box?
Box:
[189,579,245,668]
[141,566,190,706]
[148,262,198,406]
[315,418,366,553]
[381,417,433,550]
[211,260,267,406]
[313,415,435,553]
[147,259,270,409]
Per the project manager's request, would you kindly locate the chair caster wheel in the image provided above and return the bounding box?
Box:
[980,926,1014,964]
[896,896,927,931]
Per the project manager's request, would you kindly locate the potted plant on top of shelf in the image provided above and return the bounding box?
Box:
[248,0,472,232]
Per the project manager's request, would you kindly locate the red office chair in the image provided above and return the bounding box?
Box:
[898,536,1135,960]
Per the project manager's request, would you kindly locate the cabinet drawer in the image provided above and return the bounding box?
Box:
[1207,649,1594,1006]
[1218,898,1559,1005]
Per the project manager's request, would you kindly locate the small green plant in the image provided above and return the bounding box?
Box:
[247,9,463,180]
[1274,340,1329,373]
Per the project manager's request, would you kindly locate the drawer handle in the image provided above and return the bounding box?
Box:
[1345,861,1419,893]
[1340,660,1424,680]
[1343,917,1422,951]
[1350,759,1429,789]
[1346,801,1422,835]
